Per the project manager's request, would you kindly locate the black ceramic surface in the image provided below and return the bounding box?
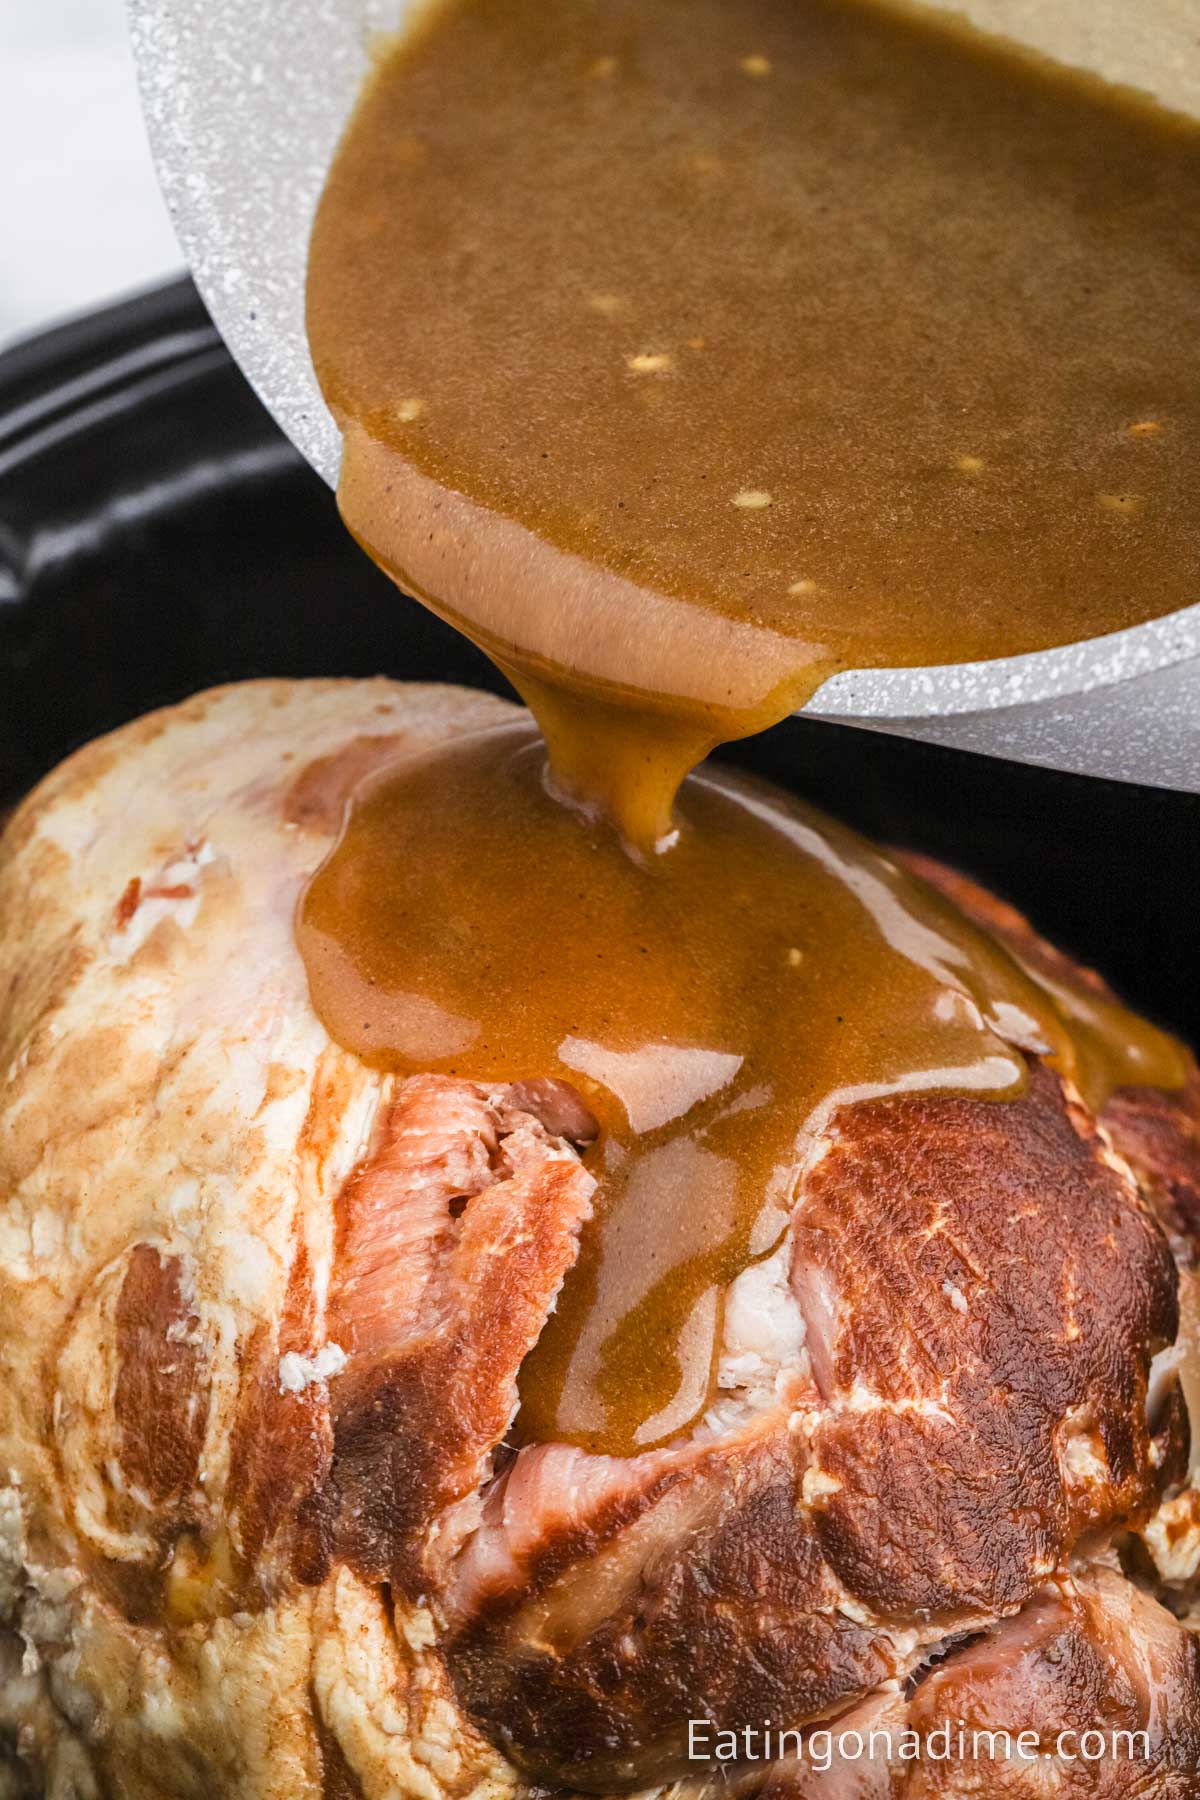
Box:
[1,280,1196,1045]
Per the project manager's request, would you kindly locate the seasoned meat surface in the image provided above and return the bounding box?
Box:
[443,1065,1181,1788]
[0,681,1196,1798]
[664,1566,1200,1797]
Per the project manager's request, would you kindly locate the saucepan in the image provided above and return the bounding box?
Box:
[126,0,1200,792]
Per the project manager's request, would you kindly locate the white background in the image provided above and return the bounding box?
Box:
[1,0,182,349]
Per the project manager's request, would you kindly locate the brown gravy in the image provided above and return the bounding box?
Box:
[301,0,1194,1455]
[297,723,1186,1454]
[308,0,1200,842]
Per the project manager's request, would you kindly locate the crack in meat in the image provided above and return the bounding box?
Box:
[653,1566,1200,1797]
[325,1074,596,1586]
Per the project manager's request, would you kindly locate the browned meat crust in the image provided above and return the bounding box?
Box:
[897,851,1200,1262]
[441,1065,1182,1789]
[1104,1082,1200,1269]
[665,1566,1200,1798]
[114,1245,210,1511]
[227,1244,336,1594]
[898,1566,1200,1796]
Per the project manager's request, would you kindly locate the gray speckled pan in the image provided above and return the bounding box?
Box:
[127,0,1200,791]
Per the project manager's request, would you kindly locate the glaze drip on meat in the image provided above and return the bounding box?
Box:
[297,721,1185,1456]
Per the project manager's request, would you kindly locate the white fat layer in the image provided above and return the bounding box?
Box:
[1144,1488,1200,1586]
[278,1343,348,1394]
[698,1240,808,1437]
[1061,1432,1107,1485]
[1057,1403,1109,1489]
[1147,1342,1185,1426]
